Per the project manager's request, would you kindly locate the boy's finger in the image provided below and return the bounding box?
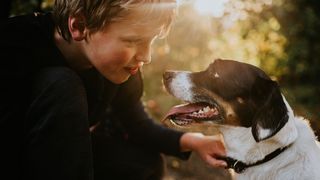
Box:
[213,145,226,156]
[212,134,226,155]
[205,156,227,168]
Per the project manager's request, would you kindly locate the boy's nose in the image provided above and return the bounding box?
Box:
[136,43,152,64]
[136,56,151,64]
[135,52,151,64]
[138,55,151,64]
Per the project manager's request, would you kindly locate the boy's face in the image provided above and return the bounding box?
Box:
[82,11,164,84]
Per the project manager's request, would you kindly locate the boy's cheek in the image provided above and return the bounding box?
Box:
[108,50,134,64]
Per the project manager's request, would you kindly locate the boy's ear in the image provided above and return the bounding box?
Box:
[251,77,289,142]
[68,15,87,41]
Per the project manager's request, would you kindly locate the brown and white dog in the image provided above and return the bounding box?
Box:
[162,59,320,180]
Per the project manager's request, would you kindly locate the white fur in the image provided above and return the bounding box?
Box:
[256,124,272,140]
[168,72,194,102]
[220,97,320,180]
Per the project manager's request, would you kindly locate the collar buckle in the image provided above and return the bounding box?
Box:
[231,160,246,173]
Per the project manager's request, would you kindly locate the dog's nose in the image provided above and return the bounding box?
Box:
[163,71,175,81]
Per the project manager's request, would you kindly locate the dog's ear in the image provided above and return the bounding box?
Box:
[251,77,288,142]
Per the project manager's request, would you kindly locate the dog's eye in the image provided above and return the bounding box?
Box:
[237,97,244,104]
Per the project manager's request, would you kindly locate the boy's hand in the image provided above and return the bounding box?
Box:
[180,132,227,168]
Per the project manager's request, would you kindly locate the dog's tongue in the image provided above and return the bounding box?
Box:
[162,103,208,122]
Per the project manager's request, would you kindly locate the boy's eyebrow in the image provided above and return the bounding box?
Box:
[119,36,143,42]
[120,34,158,41]
[120,35,142,39]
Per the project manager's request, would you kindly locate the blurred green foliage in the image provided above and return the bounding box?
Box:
[9,0,53,16]
[6,0,320,129]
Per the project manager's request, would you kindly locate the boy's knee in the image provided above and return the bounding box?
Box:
[144,152,165,180]
[95,154,165,180]
[123,152,165,180]
[92,136,165,180]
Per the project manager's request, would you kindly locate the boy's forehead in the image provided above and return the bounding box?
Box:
[110,6,173,34]
[110,19,164,38]
[126,4,174,23]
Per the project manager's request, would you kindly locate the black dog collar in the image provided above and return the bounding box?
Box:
[219,144,292,173]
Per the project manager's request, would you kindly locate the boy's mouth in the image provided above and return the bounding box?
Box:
[125,62,144,75]
[124,66,140,75]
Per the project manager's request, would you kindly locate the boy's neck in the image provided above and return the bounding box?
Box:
[54,28,93,71]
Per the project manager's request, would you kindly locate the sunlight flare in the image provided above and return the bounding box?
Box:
[193,0,229,17]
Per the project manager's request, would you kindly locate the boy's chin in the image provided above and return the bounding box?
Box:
[108,75,131,84]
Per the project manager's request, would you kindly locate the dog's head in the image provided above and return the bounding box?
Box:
[162,59,289,142]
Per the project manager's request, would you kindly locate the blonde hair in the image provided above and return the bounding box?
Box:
[53,0,177,41]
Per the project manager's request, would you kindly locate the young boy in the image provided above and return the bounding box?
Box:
[0,0,226,179]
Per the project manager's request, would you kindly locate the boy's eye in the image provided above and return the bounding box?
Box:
[127,39,140,44]
[122,38,142,45]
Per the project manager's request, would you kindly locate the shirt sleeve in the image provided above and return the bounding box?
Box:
[110,71,190,159]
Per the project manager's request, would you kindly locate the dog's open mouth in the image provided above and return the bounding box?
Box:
[163,102,222,126]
